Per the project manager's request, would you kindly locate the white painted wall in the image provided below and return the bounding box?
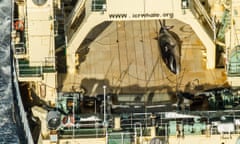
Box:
[27,0,55,66]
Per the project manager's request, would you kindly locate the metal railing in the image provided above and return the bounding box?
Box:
[107,132,133,144]
[59,127,106,138]
[227,45,240,76]
[227,61,240,76]
[92,0,106,11]
[66,0,86,26]
[191,0,216,41]
[16,58,56,77]
[14,42,26,55]
[66,1,86,42]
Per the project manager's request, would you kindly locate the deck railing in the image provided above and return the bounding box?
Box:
[191,0,216,41]
[14,42,26,55]
[227,61,240,76]
[227,46,240,76]
[16,58,56,77]
[92,0,106,11]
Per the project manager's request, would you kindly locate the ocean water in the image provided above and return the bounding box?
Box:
[0,0,20,143]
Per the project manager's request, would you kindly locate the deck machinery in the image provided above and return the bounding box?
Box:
[11,0,240,143]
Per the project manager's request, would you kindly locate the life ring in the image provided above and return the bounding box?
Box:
[14,20,24,31]
[62,115,75,128]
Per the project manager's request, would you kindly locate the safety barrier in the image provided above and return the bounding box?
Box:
[16,58,55,77]
[191,0,216,40]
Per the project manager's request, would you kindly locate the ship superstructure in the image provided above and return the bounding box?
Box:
[11,0,240,143]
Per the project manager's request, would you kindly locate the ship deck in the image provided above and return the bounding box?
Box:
[58,19,226,102]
